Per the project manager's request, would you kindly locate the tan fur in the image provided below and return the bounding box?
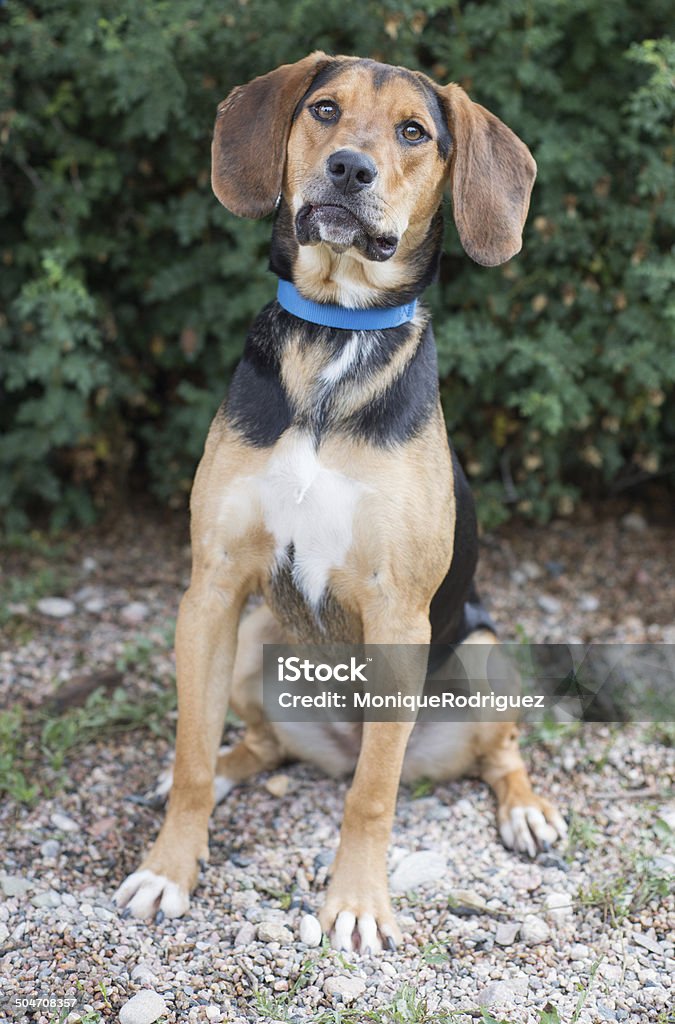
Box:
[115,56,562,946]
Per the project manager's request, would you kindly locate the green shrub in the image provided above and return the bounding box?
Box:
[1,0,673,529]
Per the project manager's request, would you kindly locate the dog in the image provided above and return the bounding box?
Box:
[114,52,567,952]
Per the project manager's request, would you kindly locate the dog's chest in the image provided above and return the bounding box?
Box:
[257,432,368,613]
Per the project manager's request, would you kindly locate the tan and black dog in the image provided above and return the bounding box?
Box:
[115,53,567,952]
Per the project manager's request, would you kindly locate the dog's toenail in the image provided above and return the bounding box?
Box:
[198,858,207,871]
[155,910,165,924]
[540,840,550,852]
[386,936,397,951]
[121,908,131,919]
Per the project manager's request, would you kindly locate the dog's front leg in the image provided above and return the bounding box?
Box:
[320,611,430,952]
[320,720,415,952]
[115,570,244,920]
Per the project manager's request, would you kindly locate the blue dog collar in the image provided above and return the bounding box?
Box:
[277,279,417,330]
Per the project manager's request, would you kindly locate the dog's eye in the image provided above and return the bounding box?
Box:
[400,121,427,144]
[311,100,339,123]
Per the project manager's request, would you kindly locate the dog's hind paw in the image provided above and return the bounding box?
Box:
[499,800,567,859]
[114,869,190,920]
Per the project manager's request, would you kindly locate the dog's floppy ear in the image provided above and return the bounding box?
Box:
[212,51,330,219]
[439,84,536,267]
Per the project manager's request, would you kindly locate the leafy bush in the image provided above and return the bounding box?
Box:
[1,0,673,529]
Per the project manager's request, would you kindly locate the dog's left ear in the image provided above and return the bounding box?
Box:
[438,84,537,267]
[212,51,330,219]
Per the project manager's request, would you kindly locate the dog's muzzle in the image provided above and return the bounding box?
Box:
[295,203,398,262]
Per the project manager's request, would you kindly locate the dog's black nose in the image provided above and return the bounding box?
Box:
[327,149,378,194]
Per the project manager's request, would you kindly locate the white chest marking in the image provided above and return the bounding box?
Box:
[320,333,361,386]
[258,433,366,609]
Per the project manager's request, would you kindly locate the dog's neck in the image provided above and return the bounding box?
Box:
[225,202,444,449]
[269,200,444,310]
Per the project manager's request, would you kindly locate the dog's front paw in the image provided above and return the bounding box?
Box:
[114,868,191,921]
[319,884,401,953]
[499,796,567,858]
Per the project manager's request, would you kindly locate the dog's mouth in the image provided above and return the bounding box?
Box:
[295,204,398,262]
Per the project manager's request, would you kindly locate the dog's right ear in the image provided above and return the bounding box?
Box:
[212,51,330,219]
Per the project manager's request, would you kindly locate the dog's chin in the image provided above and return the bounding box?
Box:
[295,204,398,262]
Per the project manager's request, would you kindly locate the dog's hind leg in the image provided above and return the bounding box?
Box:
[463,629,568,857]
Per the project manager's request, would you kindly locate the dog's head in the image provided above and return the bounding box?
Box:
[212,53,536,284]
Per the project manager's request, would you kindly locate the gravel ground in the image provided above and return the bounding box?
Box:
[0,507,673,1024]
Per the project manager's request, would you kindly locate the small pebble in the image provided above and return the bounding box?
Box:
[632,931,663,955]
[120,601,149,624]
[476,981,519,1011]
[621,512,647,532]
[537,594,562,615]
[495,922,520,945]
[40,840,61,859]
[257,920,293,944]
[30,890,61,909]
[50,812,79,832]
[578,593,599,612]
[264,774,290,798]
[118,989,167,1024]
[520,914,551,945]
[521,560,542,580]
[130,963,156,984]
[544,891,574,922]
[229,852,251,868]
[299,914,322,947]
[0,875,33,897]
[538,852,569,871]
[36,597,76,618]
[233,922,256,946]
[510,867,542,891]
